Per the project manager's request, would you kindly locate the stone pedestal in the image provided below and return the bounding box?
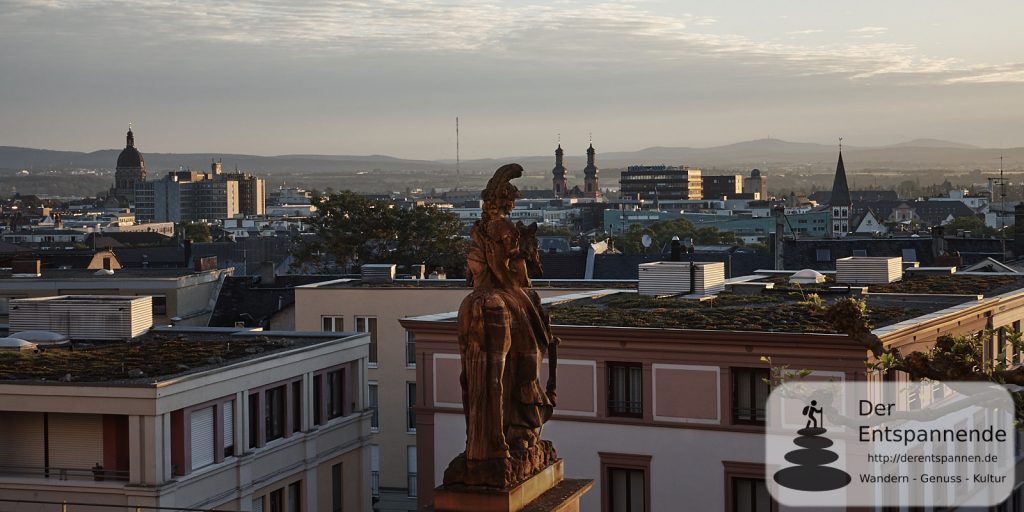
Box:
[434,459,592,512]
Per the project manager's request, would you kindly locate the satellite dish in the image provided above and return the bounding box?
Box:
[641,234,652,248]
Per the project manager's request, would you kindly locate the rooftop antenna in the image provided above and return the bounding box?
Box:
[1000,155,1006,234]
[455,116,460,190]
[839,137,843,152]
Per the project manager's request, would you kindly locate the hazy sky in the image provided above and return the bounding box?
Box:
[2,1,1023,159]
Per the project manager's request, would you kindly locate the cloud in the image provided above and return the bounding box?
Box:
[787,29,825,35]
[1,0,1021,85]
[850,26,888,34]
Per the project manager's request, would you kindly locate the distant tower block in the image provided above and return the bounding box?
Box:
[583,142,600,198]
[211,158,223,175]
[114,126,146,203]
[552,144,568,197]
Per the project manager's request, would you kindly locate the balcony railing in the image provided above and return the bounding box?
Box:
[371,470,380,498]
[0,465,130,482]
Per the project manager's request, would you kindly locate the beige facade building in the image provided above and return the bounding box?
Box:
[403,269,1024,511]
[0,324,372,512]
[293,275,620,511]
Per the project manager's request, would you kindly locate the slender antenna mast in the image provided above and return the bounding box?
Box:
[1000,155,1006,234]
[456,116,460,189]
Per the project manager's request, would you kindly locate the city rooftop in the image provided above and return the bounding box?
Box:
[0,327,363,384]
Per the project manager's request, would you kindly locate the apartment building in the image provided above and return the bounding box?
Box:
[293,270,629,511]
[403,265,1024,511]
[0,318,372,511]
[619,165,703,203]
[135,172,240,223]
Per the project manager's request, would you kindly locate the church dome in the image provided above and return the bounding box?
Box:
[116,128,145,169]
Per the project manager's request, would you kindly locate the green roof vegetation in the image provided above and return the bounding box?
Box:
[549,292,923,334]
[0,333,320,384]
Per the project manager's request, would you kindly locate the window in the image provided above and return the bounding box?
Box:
[265,385,286,442]
[327,369,345,420]
[998,327,1007,365]
[313,374,323,426]
[248,393,260,449]
[852,249,867,257]
[724,461,774,512]
[608,467,645,512]
[608,362,643,417]
[731,477,771,512]
[370,445,381,498]
[902,248,917,262]
[268,488,284,512]
[407,446,418,497]
[356,316,378,366]
[287,481,301,512]
[253,496,264,512]
[190,406,216,471]
[600,453,650,512]
[406,382,417,432]
[223,400,234,458]
[405,330,416,367]
[292,382,302,434]
[332,463,344,512]
[322,316,344,332]
[815,248,831,262]
[732,368,769,424]
[368,382,379,431]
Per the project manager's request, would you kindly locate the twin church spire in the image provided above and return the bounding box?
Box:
[551,140,600,199]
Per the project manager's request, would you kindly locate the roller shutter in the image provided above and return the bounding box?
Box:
[49,413,104,471]
[190,406,215,470]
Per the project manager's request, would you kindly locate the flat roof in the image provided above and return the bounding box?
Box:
[543,272,1024,333]
[0,328,363,385]
[303,278,638,290]
[0,268,222,280]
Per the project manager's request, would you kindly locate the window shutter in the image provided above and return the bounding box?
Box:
[190,406,215,470]
[223,401,234,449]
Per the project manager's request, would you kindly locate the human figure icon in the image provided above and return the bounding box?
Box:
[803,400,823,429]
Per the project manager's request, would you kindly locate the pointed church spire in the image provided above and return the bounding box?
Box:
[828,140,851,207]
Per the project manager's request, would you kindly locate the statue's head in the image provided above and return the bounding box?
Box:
[482,163,523,215]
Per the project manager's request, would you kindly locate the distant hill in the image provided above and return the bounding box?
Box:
[2,138,1022,176]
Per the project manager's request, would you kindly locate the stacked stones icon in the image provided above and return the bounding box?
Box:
[774,400,852,492]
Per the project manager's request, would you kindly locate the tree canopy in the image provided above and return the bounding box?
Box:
[179,222,211,243]
[944,215,1002,237]
[291,191,467,273]
[610,218,740,254]
[827,297,1024,419]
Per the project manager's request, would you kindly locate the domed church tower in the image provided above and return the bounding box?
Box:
[114,126,146,202]
[552,144,568,197]
[583,142,600,198]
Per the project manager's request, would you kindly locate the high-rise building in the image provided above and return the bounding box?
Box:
[702,174,744,200]
[135,172,240,222]
[619,165,702,203]
[221,171,267,216]
[114,127,146,203]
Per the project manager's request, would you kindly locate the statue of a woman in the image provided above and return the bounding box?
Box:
[447,163,558,488]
